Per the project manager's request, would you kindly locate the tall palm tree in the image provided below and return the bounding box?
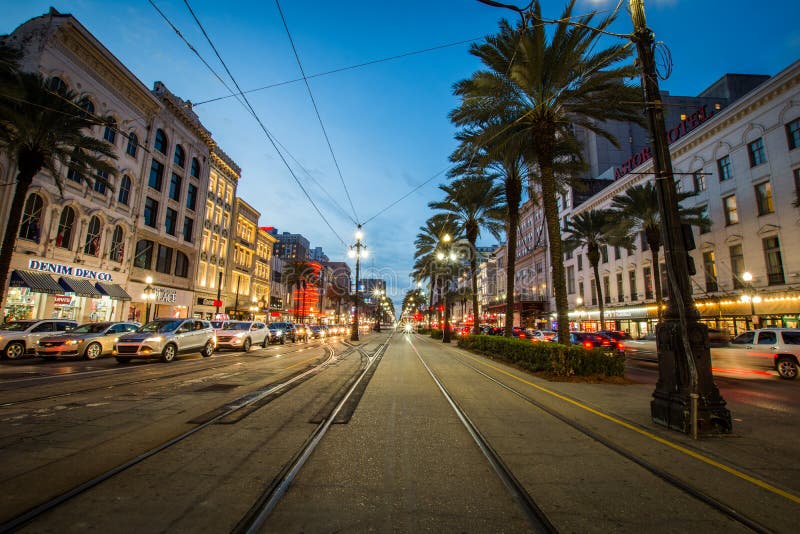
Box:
[0,70,118,307]
[610,182,709,312]
[563,210,634,329]
[429,176,504,334]
[451,1,642,343]
[412,214,461,330]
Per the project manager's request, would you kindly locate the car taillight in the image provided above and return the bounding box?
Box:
[601,339,610,346]
[519,333,526,338]
[618,343,625,350]
[583,340,593,349]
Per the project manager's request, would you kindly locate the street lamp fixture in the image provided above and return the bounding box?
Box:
[141,275,155,323]
[349,225,366,341]
[740,272,760,327]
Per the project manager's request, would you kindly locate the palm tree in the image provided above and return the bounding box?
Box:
[563,210,634,329]
[412,214,461,330]
[0,69,118,307]
[451,1,642,343]
[429,176,504,334]
[610,182,709,312]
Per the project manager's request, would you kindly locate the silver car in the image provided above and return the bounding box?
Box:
[0,319,78,359]
[726,328,800,379]
[37,322,140,360]
[114,319,216,363]
[215,321,269,351]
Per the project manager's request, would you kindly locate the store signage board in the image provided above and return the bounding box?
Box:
[28,260,113,282]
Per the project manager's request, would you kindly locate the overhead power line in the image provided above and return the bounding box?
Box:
[274,0,359,224]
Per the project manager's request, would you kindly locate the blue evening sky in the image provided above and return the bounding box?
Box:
[2,0,799,301]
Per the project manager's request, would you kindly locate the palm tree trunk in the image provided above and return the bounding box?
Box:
[589,246,604,330]
[649,242,664,317]
[0,172,34,309]
[504,192,520,337]
[427,277,434,329]
[539,160,570,344]
[468,235,480,334]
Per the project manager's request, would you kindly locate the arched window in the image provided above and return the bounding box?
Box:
[19,194,44,243]
[126,132,138,157]
[134,239,154,269]
[174,251,190,278]
[79,98,95,119]
[190,158,200,179]
[110,226,125,263]
[118,175,132,205]
[103,118,116,144]
[83,216,102,256]
[154,129,168,154]
[49,77,68,95]
[174,144,185,167]
[55,207,76,249]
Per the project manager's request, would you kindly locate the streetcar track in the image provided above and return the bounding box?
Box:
[0,342,355,533]
[414,336,775,533]
[0,342,340,407]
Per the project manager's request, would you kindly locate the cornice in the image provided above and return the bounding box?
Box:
[210,150,241,180]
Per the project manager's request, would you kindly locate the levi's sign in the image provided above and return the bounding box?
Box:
[28,260,113,282]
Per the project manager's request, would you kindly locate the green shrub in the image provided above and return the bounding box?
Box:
[457,335,624,378]
[430,329,443,340]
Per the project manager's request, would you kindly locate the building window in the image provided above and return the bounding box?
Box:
[55,207,75,249]
[577,254,583,271]
[143,197,159,228]
[19,194,43,243]
[169,173,182,202]
[723,195,738,225]
[103,119,116,144]
[566,266,575,294]
[717,155,732,181]
[191,158,200,179]
[795,169,800,208]
[156,245,173,274]
[186,183,198,211]
[755,181,774,215]
[165,208,178,236]
[748,138,766,167]
[134,239,154,269]
[126,132,138,157]
[578,281,584,303]
[693,170,706,193]
[49,76,68,94]
[182,217,194,243]
[787,118,800,150]
[703,251,718,292]
[603,276,611,304]
[118,175,131,205]
[110,226,124,263]
[590,279,597,306]
[79,98,95,119]
[66,158,82,183]
[763,237,785,285]
[699,205,711,234]
[82,216,102,256]
[616,272,624,302]
[729,244,745,289]
[174,251,189,278]
[149,160,164,191]
[643,267,654,300]
[600,246,608,264]
[154,128,168,154]
[94,170,108,195]
[174,145,185,168]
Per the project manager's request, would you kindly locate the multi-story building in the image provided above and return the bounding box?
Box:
[252,227,276,321]
[560,60,800,337]
[272,231,310,262]
[310,246,329,262]
[127,82,211,322]
[323,261,351,324]
[227,198,259,318]
[1,9,160,322]
[269,254,287,321]
[194,148,240,319]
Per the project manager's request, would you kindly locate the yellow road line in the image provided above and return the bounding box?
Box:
[455,348,800,504]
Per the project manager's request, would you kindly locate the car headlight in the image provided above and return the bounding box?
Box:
[144,336,163,343]
[64,339,83,346]
[275,330,283,335]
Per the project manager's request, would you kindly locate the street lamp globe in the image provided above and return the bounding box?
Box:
[361,249,369,258]
[436,252,445,260]
[742,271,753,282]
[355,228,364,241]
[576,297,583,306]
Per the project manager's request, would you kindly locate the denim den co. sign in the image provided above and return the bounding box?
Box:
[27,259,114,282]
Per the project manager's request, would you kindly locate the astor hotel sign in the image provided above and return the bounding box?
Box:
[28,260,114,282]
[614,104,715,180]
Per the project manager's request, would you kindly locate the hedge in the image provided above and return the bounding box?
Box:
[457,335,624,378]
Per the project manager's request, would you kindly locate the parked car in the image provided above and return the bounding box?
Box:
[37,321,139,360]
[595,333,627,356]
[215,321,269,351]
[554,332,621,355]
[114,319,216,363]
[0,319,78,359]
[308,325,325,339]
[511,326,527,339]
[727,328,800,379]
[269,322,296,343]
[294,324,310,342]
[527,330,557,342]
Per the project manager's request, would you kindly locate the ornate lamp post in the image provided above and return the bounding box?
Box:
[348,225,367,341]
[741,272,761,328]
[141,276,155,323]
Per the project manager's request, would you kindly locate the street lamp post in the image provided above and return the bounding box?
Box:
[741,272,761,328]
[141,276,155,323]
[437,234,456,344]
[576,297,584,331]
[348,225,367,342]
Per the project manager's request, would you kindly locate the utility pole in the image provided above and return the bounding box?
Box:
[629,0,730,436]
[349,225,366,342]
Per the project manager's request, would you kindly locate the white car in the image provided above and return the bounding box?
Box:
[0,319,78,359]
[726,328,800,379]
[214,321,269,351]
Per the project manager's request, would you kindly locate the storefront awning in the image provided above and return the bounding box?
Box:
[9,270,63,294]
[58,277,102,298]
[95,282,131,301]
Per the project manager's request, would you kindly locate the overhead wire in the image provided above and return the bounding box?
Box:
[149,0,348,246]
[273,0,359,225]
